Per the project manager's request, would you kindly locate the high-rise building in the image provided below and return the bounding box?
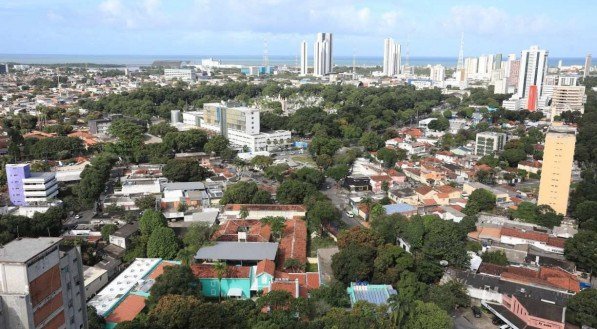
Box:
[517,45,548,101]
[0,64,8,74]
[313,33,333,77]
[507,60,520,86]
[6,163,59,206]
[300,41,308,76]
[550,85,587,119]
[538,125,576,215]
[0,237,88,329]
[429,64,445,82]
[382,38,401,77]
[475,132,506,156]
[584,54,592,78]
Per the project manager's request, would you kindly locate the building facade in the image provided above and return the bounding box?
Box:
[6,163,59,206]
[537,125,576,214]
[382,38,401,77]
[164,68,195,82]
[300,41,308,76]
[313,33,333,77]
[475,132,506,156]
[517,45,549,108]
[0,238,87,329]
[550,85,586,119]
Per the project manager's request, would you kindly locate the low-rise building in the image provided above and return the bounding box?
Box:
[83,266,109,300]
[108,222,140,249]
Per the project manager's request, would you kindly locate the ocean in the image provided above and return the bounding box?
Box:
[0,54,587,68]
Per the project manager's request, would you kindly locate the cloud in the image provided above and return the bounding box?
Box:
[98,0,166,29]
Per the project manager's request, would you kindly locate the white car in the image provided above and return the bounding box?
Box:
[346,211,354,218]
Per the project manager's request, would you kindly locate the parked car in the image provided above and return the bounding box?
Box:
[472,306,482,318]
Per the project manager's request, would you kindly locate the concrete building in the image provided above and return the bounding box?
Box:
[0,237,87,329]
[475,132,506,156]
[6,163,59,206]
[584,53,591,78]
[382,38,401,77]
[313,33,333,77]
[182,111,202,126]
[202,102,291,152]
[300,40,308,76]
[429,64,445,83]
[550,85,586,119]
[88,118,112,135]
[538,125,576,215]
[164,68,196,82]
[517,45,549,110]
[82,266,108,300]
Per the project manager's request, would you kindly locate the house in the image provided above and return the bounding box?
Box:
[83,266,108,300]
[222,204,306,220]
[108,222,139,249]
[211,219,271,242]
[483,294,566,329]
[276,218,308,270]
[385,169,406,184]
[160,181,209,211]
[266,271,320,298]
[343,176,371,192]
[431,205,466,223]
[369,175,393,193]
[500,227,566,254]
[254,260,276,291]
[383,203,417,217]
[517,160,542,174]
[384,137,404,148]
[435,151,457,164]
[478,263,581,293]
[463,182,511,203]
[194,241,279,266]
[346,283,397,307]
[68,130,99,148]
[192,264,253,299]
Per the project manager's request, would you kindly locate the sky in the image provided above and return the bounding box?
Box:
[0,0,595,57]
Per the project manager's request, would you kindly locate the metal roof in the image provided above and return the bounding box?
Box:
[347,284,397,306]
[194,242,278,261]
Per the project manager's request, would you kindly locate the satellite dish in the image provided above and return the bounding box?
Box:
[439,260,449,266]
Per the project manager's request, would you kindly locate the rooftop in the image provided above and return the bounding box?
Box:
[194,241,279,261]
[0,237,62,263]
[347,283,397,306]
[162,181,206,191]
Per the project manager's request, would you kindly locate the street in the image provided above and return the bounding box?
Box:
[322,178,363,228]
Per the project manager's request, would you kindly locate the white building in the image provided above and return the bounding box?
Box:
[383,38,401,77]
[429,64,445,83]
[300,40,308,76]
[517,45,549,102]
[475,132,506,156]
[182,111,202,126]
[83,266,109,300]
[550,85,586,119]
[22,172,59,205]
[313,33,333,77]
[164,68,196,82]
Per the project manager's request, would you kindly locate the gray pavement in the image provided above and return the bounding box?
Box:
[322,178,362,228]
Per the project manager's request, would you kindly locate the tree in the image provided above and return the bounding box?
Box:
[306,200,340,235]
[428,281,470,312]
[293,167,326,188]
[251,155,274,170]
[464,189,496,215]
[204,135,229,155]
[359,132,384,151]
[163,159,211,182]
[139,209,167,235]
[148,265,202,305]
[146,227,179,259]
[331,245,376,285]
[564,230,597,274]
[325,164,350,183]
[264,163,290,182]
[214,261,227,302]
[481,250,509,266]
[148,294,203,329]
[337,227,382,249]
[219,181,272,204]
[501,148,527,167]
[573,200,597,231]
[257,290,294,312]
[422,218,469,268]
[134,195,156,210]
[376,148,398,168]
[371,214,403,244]
[372,244,414,284]
[260,216,285,240]
[87,306,106,329]
[108,118,146,140]
[101,224,118,241]
[427,117,450,131]
[163,129,208,153]
[566,289,597,327]
[284,258,306,272]
[404,301,452,329]
[276,179,317,204]
[182,223,212,251]
[309,281,350,308]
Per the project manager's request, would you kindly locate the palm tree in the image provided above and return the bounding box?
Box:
[177,248,194,267]
[260,216,285,241]
[239,206,249,219]
[213,261,227,302]
[388,295,411,329]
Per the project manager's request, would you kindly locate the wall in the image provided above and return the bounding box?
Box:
[199,278,251,299]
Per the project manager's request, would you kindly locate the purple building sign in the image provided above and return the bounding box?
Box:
[6,163,30,206]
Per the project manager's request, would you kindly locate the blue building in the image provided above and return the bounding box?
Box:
[346,283,397,307]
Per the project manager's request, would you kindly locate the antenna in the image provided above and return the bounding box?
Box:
[457,32,464,70]
[263,38,269,68]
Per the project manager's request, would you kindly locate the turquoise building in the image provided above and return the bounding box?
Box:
[192,260,275,299]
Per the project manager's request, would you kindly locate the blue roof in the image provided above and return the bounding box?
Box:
[347,283,397,306]
[383,203,416,215]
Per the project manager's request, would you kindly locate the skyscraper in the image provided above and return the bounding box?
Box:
[537,125,576,215]
[584,53,592,78]
[300,40,308,76]
[313,33,333,77]
[382,38,401,77]
[517,45,548,101]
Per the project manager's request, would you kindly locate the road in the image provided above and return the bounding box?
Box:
[322,178,362,228]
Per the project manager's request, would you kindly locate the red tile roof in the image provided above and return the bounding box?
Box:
[273,271,321,298]
[478,264,580,292]
[269,280,299,298]
[224,204,307,212]
[276,218,307,270]
[106,295,146,323]
[190,264,251,279]
[256,259,276,276]
[212,219,271,242]
[370,175,392,182]
[146,262,174,280]
[415,185,433,196]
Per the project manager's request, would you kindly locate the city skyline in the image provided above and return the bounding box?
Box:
[0,0,595,57]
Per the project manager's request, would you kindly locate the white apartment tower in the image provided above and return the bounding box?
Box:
[300,40,308,76]
[313,33,333,77]
[429,64,445,82]
[383,38,401,77]
[517,45,549,99]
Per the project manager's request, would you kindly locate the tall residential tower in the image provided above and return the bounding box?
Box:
[300,40,308,76]
[537,125,576,215]
[382,38,401,77]
[517,45,549,110]
[313,33,333,77]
